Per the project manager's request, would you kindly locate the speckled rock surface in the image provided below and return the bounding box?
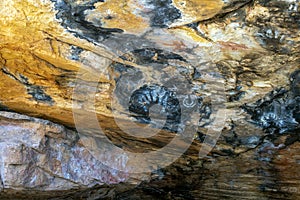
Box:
[0,0,299,199]
[0,111,140,199]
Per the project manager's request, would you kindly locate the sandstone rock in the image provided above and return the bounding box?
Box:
[0,111,136,198]
[0,0,299,199]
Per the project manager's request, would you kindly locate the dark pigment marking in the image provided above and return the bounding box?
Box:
[70,46,83,61]
[255,27,289,54]
[221,120,255,153]
[131,48,186,64]
[129,84,209,134]
[27,85,54,104]
[1,68,54,104]
[227,86,246,102]
[50,0,123,42]
[112,48,191,107]
[192,68,202,80]
[243,70,300,134]
[0,103,11,112]
[148,0,181,27]
[291,69,300,97]
[129,84,181,133]
[257,0,300,29]
[113,69,144,109]
[111,48,208,133]
[291,70,300,123]
[251,0,300,54]
[195,100,213,142]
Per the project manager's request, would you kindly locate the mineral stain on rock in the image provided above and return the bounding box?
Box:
[291,70,300,97]
[250,0,300,54]
[170,0,224,27]
[112,48,190,132]
[110,47,211,133]
[0,103,11,112]
[1,0,300,198]
[129,84,181,132]
[69,46,83,61]
[86,0,150,33]
[111,47,190,93]
[51,0,123,42]
[50,0,237,36]
[1,68,54,105]
[149,0,181,27]
[243,70,300,134]
[27,85,54,104]
[131,48,186,64]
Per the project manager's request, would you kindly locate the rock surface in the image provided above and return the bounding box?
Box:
[0,111,135,199]
[0,0,299,199]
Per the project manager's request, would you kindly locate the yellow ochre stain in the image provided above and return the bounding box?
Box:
[169,26,210,43]
[171,0,224,27]
[91,0,149,34]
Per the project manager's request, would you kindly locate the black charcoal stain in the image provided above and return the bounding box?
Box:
[227,86,246,102]
[255,27,289,54]
[291,70,300,97]
[291,70,300,126]
[1,67,54,105]
[111,47,188,91]
[243,70,300,135]
[0,103,11,111]
[129,84,181,132]
[70,46,83,61]
[250,0,300,54]
[19,74,29,84]
[192,68,202,80]
[114,69,144,108]
[27,85,54,104]
[111,48,186,133]
[222,121,239,147]
[148,0,181,27]
[50,0,123,42]
[131,48,186,64]
[195,101,214,142]
[111,48,207,133]
[198,101,212,125]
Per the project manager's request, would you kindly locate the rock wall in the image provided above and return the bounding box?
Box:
[0,0,299,199]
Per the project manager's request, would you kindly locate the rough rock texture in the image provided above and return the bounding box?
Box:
[0,111,135,199]
[0,0,299,199]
